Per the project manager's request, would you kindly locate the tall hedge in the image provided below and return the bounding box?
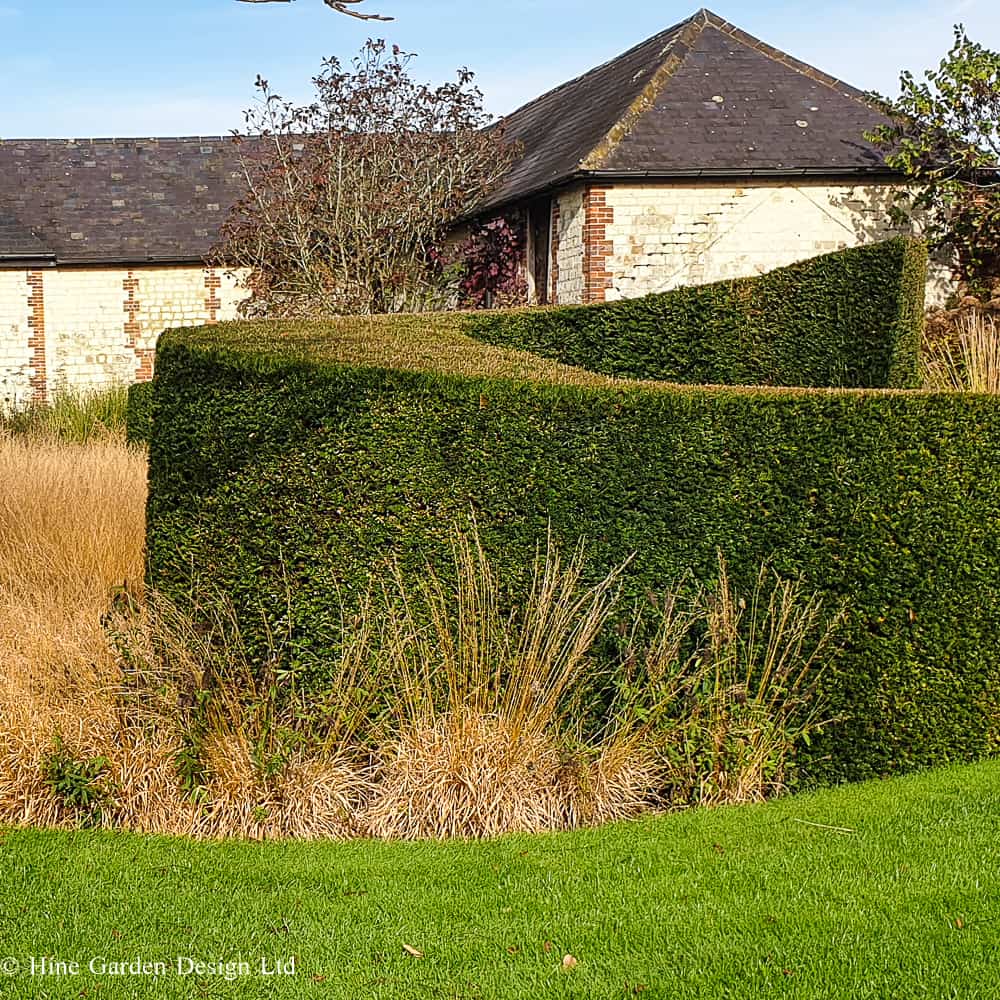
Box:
[146,319,1000,785]
[463,237,927,388]
[125,380,154,445]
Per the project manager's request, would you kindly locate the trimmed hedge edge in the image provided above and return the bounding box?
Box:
[462,237,927,389]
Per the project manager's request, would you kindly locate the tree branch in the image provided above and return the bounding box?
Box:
[235,0,392,21]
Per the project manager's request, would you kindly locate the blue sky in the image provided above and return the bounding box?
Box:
[1,0,997,138]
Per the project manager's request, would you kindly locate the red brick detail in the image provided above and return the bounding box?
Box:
[582,185,615,304]
[205,268,222,323]
[26,271,47,403]
[123,271,154,382]
[549,200,560,305]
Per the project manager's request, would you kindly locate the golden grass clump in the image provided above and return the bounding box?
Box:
[361,532,663,839]
[365,713,573,840]
[0,431,167,830]
[923,311,1000,392]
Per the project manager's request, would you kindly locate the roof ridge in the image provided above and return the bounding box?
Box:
[0,136,234,145]
[698,10,875,106]
[581,12,709,170]
[495,12,701,132]
[580,8,881,172]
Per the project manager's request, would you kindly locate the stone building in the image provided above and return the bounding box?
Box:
[485,8,946,307]
[0,139,246,407]
[0,8,945,403]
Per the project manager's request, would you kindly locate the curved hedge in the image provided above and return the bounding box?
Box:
[464,237,927,389]
[146,316,1000,786]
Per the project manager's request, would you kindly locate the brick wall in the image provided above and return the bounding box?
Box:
[582,185,615,304]
[0,264,248,404]
[555,180,952,308]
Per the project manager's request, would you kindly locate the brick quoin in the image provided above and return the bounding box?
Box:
[204,267,222,324]
[26,271,47,403]
[123,271,155,382]
[582,185,615,304]
[549,200,561,305]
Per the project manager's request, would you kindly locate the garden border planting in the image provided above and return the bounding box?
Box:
[146,312,1000,784]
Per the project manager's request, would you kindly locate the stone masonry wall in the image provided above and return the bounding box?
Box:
[551,185,585,304]
[0,264,247,404]
[0,271,34,410]
[561,180,952,308]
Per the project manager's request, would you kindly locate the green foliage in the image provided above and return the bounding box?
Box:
[1,386,129,442]
[463,239,926,388]
[41,737,113,828]
[867,25,1000,288]
[622,554,842,807]
[125,381,154,445]
[145,317,1000,785]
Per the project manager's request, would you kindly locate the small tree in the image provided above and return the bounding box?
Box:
[218,41,516,316]
[868,26,1000,291]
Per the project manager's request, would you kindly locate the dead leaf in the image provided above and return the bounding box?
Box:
[712,843,725,855]
[955,917,965,929]
[402,944,423,958]
[506,946,520,955]
[311,975,328,983]
[562,954,578,969]
[542,941,553,954]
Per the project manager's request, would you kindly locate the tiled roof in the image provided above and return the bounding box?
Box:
[0,137,244,264]
[0,213,52,261]
[484,8,896,209]
[0,9,898,263]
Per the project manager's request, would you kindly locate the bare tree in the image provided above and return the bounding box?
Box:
[236,0,391,20]
[217,40,515,316]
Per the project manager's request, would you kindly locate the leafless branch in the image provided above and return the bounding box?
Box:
[236,0,392,22]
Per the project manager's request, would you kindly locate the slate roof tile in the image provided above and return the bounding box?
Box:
[0,137,244,264]
[0,213,51,260]
[484,8,894,209]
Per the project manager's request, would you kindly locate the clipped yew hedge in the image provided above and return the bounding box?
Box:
[146,316,1000,785]
[464,237,927,388]
[126,380,154,444]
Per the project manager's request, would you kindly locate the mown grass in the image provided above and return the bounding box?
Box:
[1,760,997,999]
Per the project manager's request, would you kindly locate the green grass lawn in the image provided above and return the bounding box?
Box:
[1,762,997,999]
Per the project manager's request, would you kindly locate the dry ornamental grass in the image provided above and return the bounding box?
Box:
[0,413,837,841]
[923,311,1000,392]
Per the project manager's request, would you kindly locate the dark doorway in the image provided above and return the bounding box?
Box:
[529,197,552,304]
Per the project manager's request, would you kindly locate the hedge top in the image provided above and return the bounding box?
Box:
[161,312,938,403]
[460,237,927,390]
[162,236,927,395]
[161,313,621,390]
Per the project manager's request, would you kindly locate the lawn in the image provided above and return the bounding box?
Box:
[1,761,997,999]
